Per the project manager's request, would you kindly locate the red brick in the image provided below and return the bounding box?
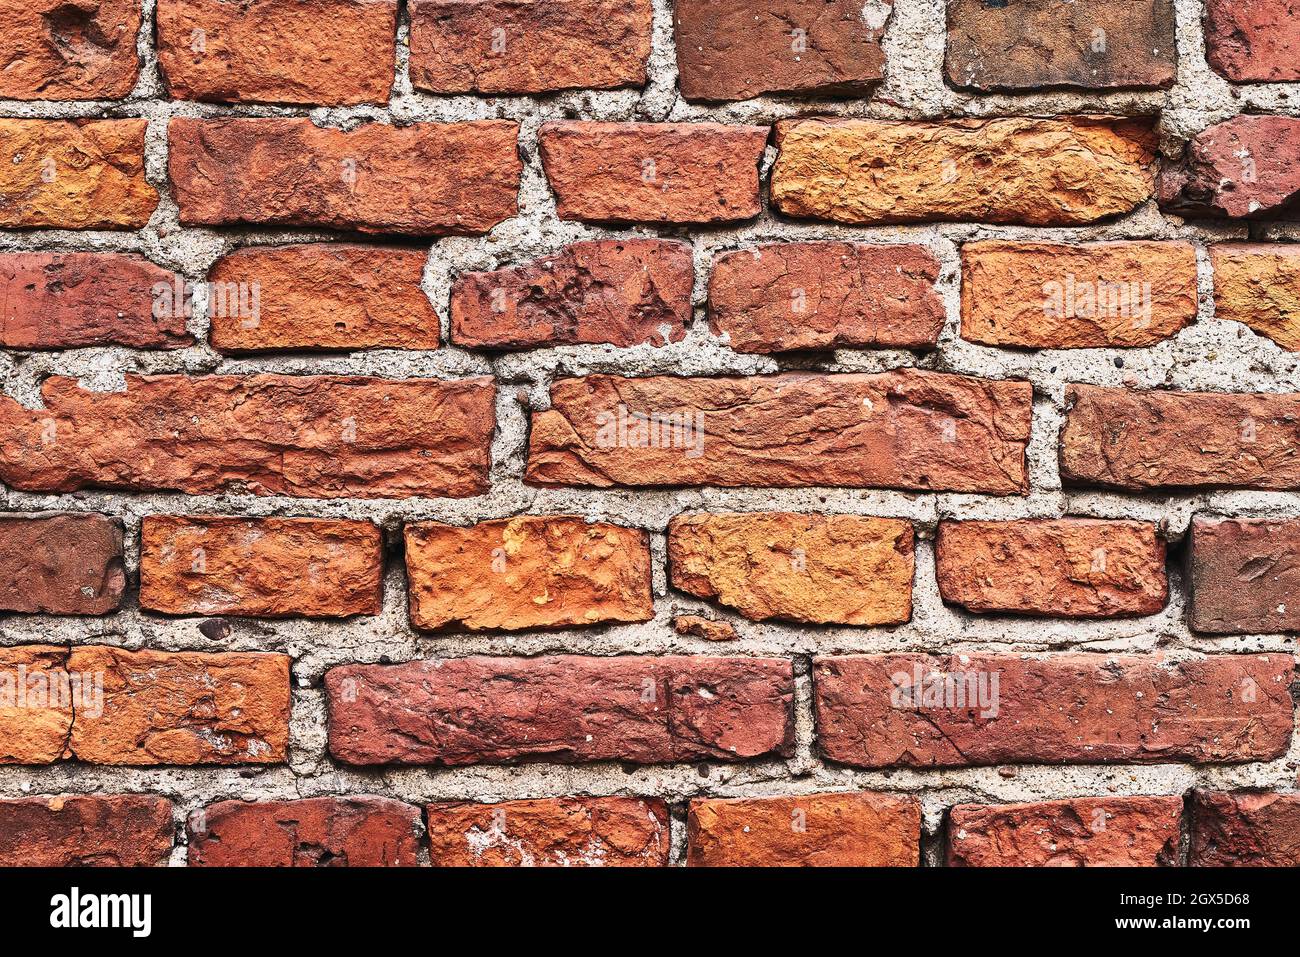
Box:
[1159,115,1300,219]
[814,652,1293,768]
[451,239,692,350]
[0,0,141,100]
[539,122,768,225]
[410,0,651,94]
[0,373,494,499]
[0,513,124,615]
[0,119,157,229]
[169,118,520,234]
[1061,384,1300,491]
[526,370,1032,494]
[1190,791,1300,866]
[674,0,889,102]
[0,795,173,866]
[687,792,920,867]
[1205,0,1300,82]
[1189,517,1300,634]
[948,797,1183,867]
[0,646,77,764]
[708,243,944,353]
[935,519,1167,618]
[208,244,439,353]
[404,516,653,632]
[140,515,383,618]
[427,797,669,866]
[326,655,794,766]
[157,0,397,105]
[188,797,421,866]
[0,253,190,350]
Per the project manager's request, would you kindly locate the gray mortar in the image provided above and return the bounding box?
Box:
[1,0,1299,866]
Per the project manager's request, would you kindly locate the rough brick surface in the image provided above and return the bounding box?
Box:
[1159,115,1300,219]
[0,646,77,764]
[0,374,495,499]
[935,519,1167,618]
[668,512,914,625]
[427,797,669,866]
[1205,0,1300,82]
[410,0,651,94]
[1211,244,1300,351]
[772,117,1156,226]
[326,655,795,766]
[404,516,653,632]
[157,0,397,105]
[1061,384,1300,491]
[0,0,141,100]
[687,792,920,867]
[169,118,521,234]
[948,797,1183,867]
[0,119,156,228]
[1188,517,1300,634]
[960,241,1198,349]
[188,797,421,866]
[672,615,738,642]
[946,0,1177,91]
[208,244,440,353]
[708,242,945,353]
[814,653,1294,768]
[0,513,124,615]
[538,122,768,224]
[0,252,190,350]
[140,515,383,618]
[674,0,889,102]
[1190,791,1300,866]
[526,370,1032,493]
[0,795,173,866]
[451,239,692,349]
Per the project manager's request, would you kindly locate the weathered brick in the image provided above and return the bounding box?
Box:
[1205,0,1300,83]
[771,117,1156,226]
[0,374,494,499]
[1211,243,1300,351]
[814,652,1293,768]
[451,239,692,350]
[140,515,383,618]
[672,615,738,642]
[674,0,890,102]
[410,0,650,94]
[538,122,768,224]
[404,516,653,632]
[169,118,520,234]
[427,797,669,866]
[1188,517,1300,634]
[1061,384,1300,491]
[0,253,190,350]
[946,0,1176,91]
[708,242,944,353]
[0,646,75,764]
[157,0,396,105]
[0,795,173,866]
[67,646,290,765]
[326,655,794,766]
[1190,791,1300,866]
[1159,115,1300,220]
[0,119,157,228]
[960,241,1197,349]
[948,797,1183,867]
[935,519,1167,618]
[208,244,439,353]
[188,797,421,866]
[668,512,914,625]
[0,0,140,100]
[0,513,124,615]
[526,370,1032,494]
[687,792,920,867]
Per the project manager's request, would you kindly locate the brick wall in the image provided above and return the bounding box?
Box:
[0,0,1299,867]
